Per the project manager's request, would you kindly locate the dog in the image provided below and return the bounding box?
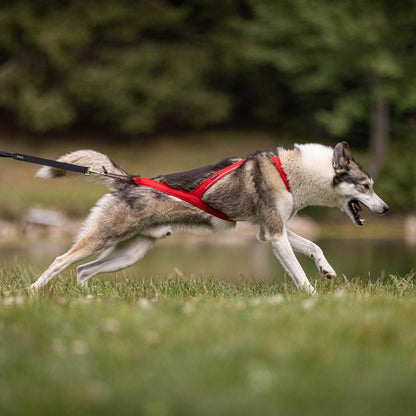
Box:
[29,141,388,294]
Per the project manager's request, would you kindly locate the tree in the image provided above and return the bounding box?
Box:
[239,0,416,174]
[0,0,244,134]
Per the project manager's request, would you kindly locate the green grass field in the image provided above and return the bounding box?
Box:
[1,133,414,414]
[1,266,415,416]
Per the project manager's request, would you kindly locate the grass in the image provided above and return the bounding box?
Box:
[1,132,413,414]
[1,266,415,416]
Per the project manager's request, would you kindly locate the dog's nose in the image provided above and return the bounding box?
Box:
[381,204,389,214]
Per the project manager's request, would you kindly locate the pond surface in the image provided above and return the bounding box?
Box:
[1,236,414,284]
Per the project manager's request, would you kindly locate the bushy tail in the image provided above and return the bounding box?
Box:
[36,150,131,190]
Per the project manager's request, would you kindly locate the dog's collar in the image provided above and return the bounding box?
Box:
[132,155,290,221]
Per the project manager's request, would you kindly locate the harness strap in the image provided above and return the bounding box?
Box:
[131,155,290,221]
[191,159,245,199]
[271,156,291,192]
[131,176,232,221]
[192,156,291,198]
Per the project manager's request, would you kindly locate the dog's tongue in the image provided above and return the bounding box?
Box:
[352,201,362,213]
[349,200,365,226]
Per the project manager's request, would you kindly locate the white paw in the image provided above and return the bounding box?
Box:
[29,282,41,290]
[77,279,88,287]
[303,283,317,296]
[323,269,337,279]
[316,260,337,279]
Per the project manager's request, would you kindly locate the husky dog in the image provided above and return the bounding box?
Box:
[30,142,388,294]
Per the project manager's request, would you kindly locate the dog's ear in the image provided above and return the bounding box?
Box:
[333,142,353,173]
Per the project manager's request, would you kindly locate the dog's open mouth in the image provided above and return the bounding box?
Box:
[348,199,364,226]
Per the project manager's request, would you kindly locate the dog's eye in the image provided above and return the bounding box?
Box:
[363,184,370,190]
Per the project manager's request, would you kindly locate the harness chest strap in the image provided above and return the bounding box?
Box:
[131,156,290,221]
[272,156,291,193]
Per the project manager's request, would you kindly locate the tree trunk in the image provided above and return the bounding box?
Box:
[369,78,390,177]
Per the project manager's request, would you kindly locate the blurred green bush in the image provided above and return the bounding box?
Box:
[1,0,415,143]
[0,0,235,134]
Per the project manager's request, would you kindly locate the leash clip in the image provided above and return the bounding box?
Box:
[86,166,107,176]
[86,166,129,180]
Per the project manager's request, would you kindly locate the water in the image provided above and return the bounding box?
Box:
[1,236,414,284]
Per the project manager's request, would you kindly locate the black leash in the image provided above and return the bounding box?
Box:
[0,151,89,174]
[0,150,130,179]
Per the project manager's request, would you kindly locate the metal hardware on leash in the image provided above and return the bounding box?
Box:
[86,166,130,180]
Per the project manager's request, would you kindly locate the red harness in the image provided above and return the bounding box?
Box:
[131,156,290,221]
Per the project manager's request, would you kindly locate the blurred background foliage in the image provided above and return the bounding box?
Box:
[0,0,415,209]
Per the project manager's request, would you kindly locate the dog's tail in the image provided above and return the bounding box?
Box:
[36,150,131,190]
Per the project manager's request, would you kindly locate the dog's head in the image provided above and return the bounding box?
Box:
[332,142,389,226]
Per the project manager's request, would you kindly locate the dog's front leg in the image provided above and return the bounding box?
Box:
[287,230,336,279]
[270,230,317,295]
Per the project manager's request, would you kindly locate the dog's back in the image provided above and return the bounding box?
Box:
[153,157,241,192]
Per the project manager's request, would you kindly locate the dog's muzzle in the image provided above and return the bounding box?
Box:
[378,203,389,215]
[346,197,389,226]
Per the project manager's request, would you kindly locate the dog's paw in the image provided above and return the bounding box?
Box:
[77,279,89,288]
[29,282,41,290]
[303,283,317,296]
[316,261,337,279]
[322,268,337,280]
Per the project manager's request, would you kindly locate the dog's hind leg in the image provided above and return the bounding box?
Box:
[30,238,109,289]
[30,193,136,289]
[76,236,154,286]
[287,230,336,279]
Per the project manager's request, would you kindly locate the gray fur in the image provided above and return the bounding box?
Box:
[30,143,388,294]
